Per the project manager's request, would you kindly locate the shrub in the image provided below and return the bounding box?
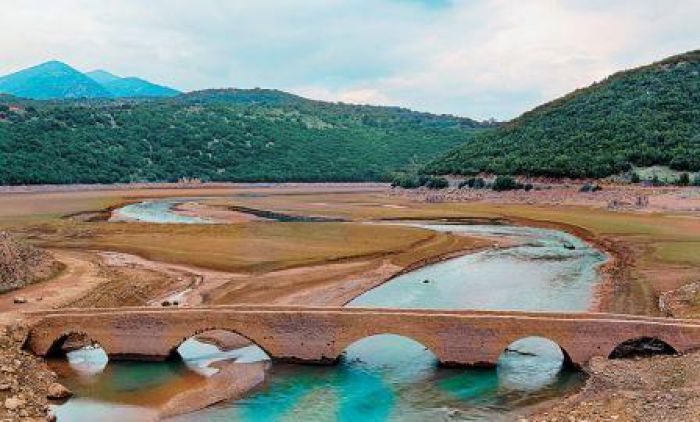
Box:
[424,176,449,189]
[678,172,690,186]
[630,172,640,183]
[459,177,486,189]
[391,174,420,189]
[693,174,700,186]
[492,175,523,191]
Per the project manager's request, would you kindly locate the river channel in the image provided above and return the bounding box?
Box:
[52,198,606,421]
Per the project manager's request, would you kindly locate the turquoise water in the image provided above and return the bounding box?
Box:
[111,199,212,224]
[53,202,605,421]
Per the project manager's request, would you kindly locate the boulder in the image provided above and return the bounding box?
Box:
[46,382,72,400]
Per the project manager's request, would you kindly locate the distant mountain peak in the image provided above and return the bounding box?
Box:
[0,62,180,100]
[0,61,111,99]
[85,69,121,84]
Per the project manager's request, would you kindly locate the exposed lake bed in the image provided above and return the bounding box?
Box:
[2,184,699,421]
[50,197,605,421]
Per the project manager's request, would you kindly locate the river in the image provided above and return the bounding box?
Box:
[51,198,606,421]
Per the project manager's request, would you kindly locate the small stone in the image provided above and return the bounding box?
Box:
[47,382,72,399]
[4,396,25,410]
[13,296,27,304]
[0,383,10,391]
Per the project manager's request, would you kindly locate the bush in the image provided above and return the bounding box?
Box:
[424,176,449,189]
[459,177,486,189]
[492,175,523,191]
[693,174,700,186]
[391,174,420,189]
[678,172,690,186]
[630,172,640,183]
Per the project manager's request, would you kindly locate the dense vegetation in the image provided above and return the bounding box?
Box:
[0,89,489,184]
[426,50,700,178]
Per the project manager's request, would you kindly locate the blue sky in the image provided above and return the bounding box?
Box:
[0,0,698,120]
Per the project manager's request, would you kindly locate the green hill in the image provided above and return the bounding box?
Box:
[0,89,490,184]
[426,50,700,178]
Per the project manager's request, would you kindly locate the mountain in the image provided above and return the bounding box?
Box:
[84,70,121,84]
[0,62,180,100]
[86,70,180,98]
[0,61,112,99]
[425,50,700,178]
[0,89,491,184]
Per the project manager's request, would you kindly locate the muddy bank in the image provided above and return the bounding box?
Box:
[526,351,700,422]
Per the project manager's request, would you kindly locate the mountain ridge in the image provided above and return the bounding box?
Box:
[0,61,180,99]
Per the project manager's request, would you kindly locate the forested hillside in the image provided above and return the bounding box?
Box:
[0,89,488,184]
[426,50,700,178]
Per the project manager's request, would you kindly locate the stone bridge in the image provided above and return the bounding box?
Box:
[23,305,700,367]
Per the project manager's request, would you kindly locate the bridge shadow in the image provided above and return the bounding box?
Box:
[609,337,678,359]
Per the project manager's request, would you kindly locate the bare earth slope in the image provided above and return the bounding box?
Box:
[0,231,62,294]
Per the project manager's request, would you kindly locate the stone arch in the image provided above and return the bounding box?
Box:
[608,336,679,359]
[336,332,439,365]
[44,330,108,358]
[166,326,274,361]
[499,335,575,369]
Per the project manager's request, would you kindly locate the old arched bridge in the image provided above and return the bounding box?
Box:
[23,305,700,367]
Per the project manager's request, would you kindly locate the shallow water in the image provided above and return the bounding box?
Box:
[111,199,211,224]
[54,201,605,421]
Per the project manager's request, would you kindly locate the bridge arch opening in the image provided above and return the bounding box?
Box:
[339,334,438,381]
[608,337,678,359]
[170,329,271,376]
[497,336,575,391]
[45,332,109,376]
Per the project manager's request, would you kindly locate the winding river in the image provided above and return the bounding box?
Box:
[52,198,606,421]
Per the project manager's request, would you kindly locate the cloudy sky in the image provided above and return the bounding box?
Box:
[0,0,698,120]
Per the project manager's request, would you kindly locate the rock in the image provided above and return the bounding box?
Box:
[13,296,27,304]
[0,383,10,391]
[161,300,171,306]
[4,396,25,410]
[46,382,72,399]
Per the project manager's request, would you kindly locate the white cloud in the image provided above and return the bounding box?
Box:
[0,0,698,119]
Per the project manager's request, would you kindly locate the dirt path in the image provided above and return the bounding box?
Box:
[0,249,106,325]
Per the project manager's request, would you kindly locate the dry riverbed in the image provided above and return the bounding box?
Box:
[1,183,700,421]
